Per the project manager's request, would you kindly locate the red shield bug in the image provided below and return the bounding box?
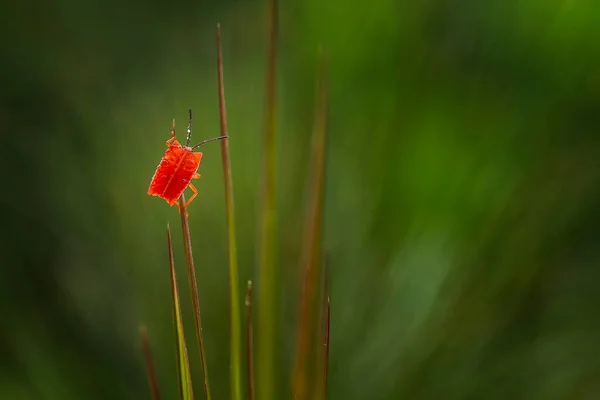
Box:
[147,109,228,214]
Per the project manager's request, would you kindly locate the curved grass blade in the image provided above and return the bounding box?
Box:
[139,325,162,400]
[167,224,194,400]
[216,22,243,400]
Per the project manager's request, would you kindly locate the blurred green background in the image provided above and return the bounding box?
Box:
[2,0,600,399]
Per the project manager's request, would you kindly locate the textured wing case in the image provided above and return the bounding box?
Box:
[148,140,202,206]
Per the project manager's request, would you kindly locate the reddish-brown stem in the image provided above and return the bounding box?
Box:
[257,0,279,398]
[139,325,162,400]
[293,47,329,400]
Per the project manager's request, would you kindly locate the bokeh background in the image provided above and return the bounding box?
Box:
[2,0,600,399]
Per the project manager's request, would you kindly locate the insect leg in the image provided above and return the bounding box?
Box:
[174,200,190,216]
[166,119,177,147]
[166,136,177,147]
[193,173,201,180]
[184,184,198,208]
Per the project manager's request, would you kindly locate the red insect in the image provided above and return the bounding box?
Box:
[148,109,228,214]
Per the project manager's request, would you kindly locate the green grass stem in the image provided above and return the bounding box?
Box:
[167,224,194,400]
[246,281,256,400]
[313,258,331,400]
[216,23,243,400]
[178,193,211,400]
[323,296,330,398]
[257,0,279,399]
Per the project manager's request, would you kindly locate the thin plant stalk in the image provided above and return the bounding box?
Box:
[139,325,162,400]
[168,224,194,400]
[322,257,331,398]
[257,0,279,398]
[313,255,330,400]
[292,47,329,400]
[178,192,211,400]
[246,281,256,400]
[216,22,243,400]
[323,296,330,396]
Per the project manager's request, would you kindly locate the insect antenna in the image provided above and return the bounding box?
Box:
[191,135,229,150]
[186,108,193,147]
[186,107,228,149]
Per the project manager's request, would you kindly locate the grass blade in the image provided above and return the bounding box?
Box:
[246,281,255,400]
[178,193,211,400]
[292,47,329,400]
[313,255,331,400]
[257,0,279,398]
[139,325,162,400]
[167,224,194,400]
[216,22,243,400]
[323,296,330,397]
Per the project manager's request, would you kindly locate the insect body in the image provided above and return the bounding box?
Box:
[148,109,227,213]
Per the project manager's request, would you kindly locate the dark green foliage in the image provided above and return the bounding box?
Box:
[2,0,600,399]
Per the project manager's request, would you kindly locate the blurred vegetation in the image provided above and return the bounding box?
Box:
[1,0,600,399]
